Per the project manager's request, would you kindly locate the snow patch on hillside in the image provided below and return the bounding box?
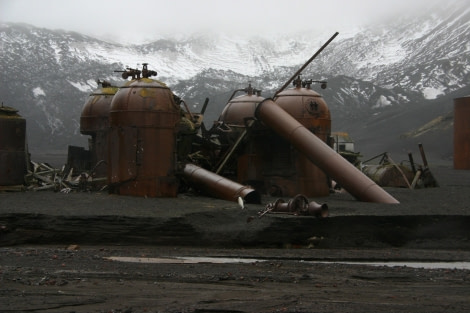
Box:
[33,87,46,97]
[68,80,93,93]
[372,95,392,108]
[423,87,445,99]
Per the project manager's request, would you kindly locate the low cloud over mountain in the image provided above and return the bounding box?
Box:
[1,2,469,164]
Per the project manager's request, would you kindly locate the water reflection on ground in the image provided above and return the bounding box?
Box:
[107,256,470,270]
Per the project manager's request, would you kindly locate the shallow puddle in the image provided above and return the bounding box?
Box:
[107,256,470,269]
[106,256,261,264]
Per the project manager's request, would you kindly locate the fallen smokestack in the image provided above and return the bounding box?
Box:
[255,98,399,204]
[183,163,261,204]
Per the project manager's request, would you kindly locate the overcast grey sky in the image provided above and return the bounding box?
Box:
[1,0,441,43]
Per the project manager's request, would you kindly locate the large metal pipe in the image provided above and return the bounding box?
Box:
[183,163,261,204]
[255,99,399,203]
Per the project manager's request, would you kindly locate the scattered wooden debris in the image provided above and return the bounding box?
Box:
[23,161,107,193]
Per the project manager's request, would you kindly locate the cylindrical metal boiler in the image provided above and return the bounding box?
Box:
[218,86,264,127]
[108,75,180,197]
[0,105,27,186]
[217,84,265,186]
[267,78,331,197]
[255,98,399,203]
[453,96,470,169]
[80,81,117,178]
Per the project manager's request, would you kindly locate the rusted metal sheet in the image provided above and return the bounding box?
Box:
[108,77,180,197]
[453,96,470,169]
[0,105,27,186]
[183,163,261,204]
[255,98,399,204]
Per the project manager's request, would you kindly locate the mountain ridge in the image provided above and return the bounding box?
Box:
[1,2,469,164]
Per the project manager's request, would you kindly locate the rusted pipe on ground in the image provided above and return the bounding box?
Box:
[263,194,328,217]
[255,99,399,203]
[183,163,261,204]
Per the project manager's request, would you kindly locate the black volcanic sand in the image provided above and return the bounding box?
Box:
[1,165,470,312]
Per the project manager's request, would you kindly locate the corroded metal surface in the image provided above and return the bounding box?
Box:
[218,93,265,126]
[270,83,331,197]
[362,164,415,188]
[260,194,328,217]
[183,163,261,204]
[108,78,180,197]
[255,98,399,204]
[0,105,27,186]
[275,85,331,139]
[217,81,333,197]
[80,82,118,178]
[453,96,470,169]
[80,84,117,134]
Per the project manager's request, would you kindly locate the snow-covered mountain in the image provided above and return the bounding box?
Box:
[0,0,469,163]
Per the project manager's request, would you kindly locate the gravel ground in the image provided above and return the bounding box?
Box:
[1,164,470,312]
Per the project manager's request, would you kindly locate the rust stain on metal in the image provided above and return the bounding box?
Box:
[108,66,180,197]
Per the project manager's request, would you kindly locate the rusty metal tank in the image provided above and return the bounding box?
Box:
[255,98,398,203]
[453,96,470,169]
[108,66,180,197]
[362,163,415,188]
[80,80,117,177]
[218,84,264,128]
[216,84,265,187]
[0,104,27,186]
[267,77,331,197]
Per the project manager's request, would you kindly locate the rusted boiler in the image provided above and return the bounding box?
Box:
[269,77,331,197]
[0,104,27,186]
[216,78,331,197]
[214,84,265,185]
[80,80,117,178]
[255,98,399,203]
[108,64,180,197]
